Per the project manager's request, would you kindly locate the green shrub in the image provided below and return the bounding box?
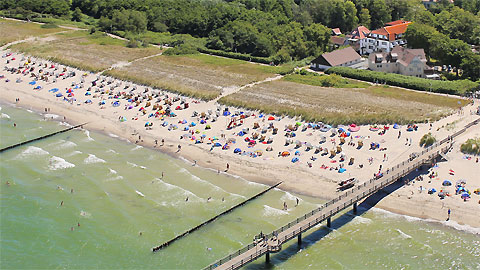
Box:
[126,39,140,48]
[198,48,274,65]
[163,43,199,55]
[40,23,58,29]
[420,133,436,147]
[460,138,480,155]
[325,67,478,95]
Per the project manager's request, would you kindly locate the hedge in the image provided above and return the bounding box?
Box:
[325,67,478,96]
[198,48,275,65]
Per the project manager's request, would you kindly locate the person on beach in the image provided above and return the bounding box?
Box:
[13,123,16,127]
[6,181,10,186]
[283,202,288,210]
[177,144,181,152]
[226,163,230,172]
[296,198,299,206]
[161,139,164,146]
[447,208,451,221]
[185,197,189,202]
[155,139,158,147]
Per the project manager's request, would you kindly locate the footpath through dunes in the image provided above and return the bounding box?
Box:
[0,18,66,47]
[204,117,480,270]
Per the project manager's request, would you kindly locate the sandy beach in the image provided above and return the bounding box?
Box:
[1,50,479,230]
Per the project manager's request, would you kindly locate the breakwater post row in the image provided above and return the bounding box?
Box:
[0,123,88,153]
[152,181,283,252]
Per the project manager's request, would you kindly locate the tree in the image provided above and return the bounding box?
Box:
[358,8,371,28]
[72,7,83,22]
[404,23,438,61]
[369,0,391,29]
[344,1,358,31]
[304,23,330,56]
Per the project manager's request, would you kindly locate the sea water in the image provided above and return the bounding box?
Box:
[1,105,479,269]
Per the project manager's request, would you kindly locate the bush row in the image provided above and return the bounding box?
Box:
[198,48,274,65]
[325,67,478,96]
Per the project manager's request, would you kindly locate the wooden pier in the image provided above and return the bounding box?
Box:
[204,118,479,270]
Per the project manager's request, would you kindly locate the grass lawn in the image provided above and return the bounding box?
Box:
[283,73,371,88]
[0,18,64,46]
[104,53,286,100]
[8,31,161,72]
[218,80,469,125]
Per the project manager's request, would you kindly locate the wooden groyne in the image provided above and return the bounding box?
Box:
[0,123,87,153]
[152,181,283,252]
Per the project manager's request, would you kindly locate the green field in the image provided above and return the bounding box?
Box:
[9,31,161,72]
[0,18,64,46]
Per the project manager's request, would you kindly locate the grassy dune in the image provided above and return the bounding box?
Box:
[9,31,160,72]
[0,18,64,46]
[104,53,285,100]
[218,80,469,125]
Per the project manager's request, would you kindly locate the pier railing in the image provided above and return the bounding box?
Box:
[204,117,479,270]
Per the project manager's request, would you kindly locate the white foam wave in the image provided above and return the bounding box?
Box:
[106,149,118,154]
[49,156,75,170]
[65,150,82,157]
[127,161,146,169]
[58,121,73,127]
[44,113,60,119]
[372,207,480,235]
[84,154,106,164]
[1,113,10,119]
[80,210,91,218]
[109,168,117,174]
[106,175,124,182]
[131,145,143,151]
[351,215,372,225]
[155,178,202,201]
[281,191,302,203]
[53,140,77,150]
[26,109,33,113]
[83,130,94,141]
[396,229,412,239]
[15,146,49,159]
[262,205,289,217]
[108,133,119,138]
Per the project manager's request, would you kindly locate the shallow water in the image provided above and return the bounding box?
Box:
[1,104,479,269]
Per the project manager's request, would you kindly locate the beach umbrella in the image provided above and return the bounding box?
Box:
[55,93,63,97]
[349,124,360,132]
[393,123,400,129]
[67,93,74,97]
[34,86,42,90]
[428,188,436,194]
[85,92,91,96]
[234,148,242,154]
[67,89,73,93]
[338,168,346,173]
[291,157,299,163]
[49,88,59,92]
[282,151,290,157]
[190,122,197,127]
[442,180,452,186]
[461,192,470,199]
[85,99,92,104]
[268,116,275,121]
[29,81,36,85]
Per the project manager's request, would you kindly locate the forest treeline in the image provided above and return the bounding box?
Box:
[1,0,479,79]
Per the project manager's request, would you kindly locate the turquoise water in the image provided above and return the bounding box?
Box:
[1,104,479,269]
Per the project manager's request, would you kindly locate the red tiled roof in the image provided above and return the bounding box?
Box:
[351,26,370,39]
[332,28,342,35]
[370,21,412,41]
[385,20,409,26]
[330,36,346,46]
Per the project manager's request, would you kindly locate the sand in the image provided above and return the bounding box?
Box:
[1,49,479,230]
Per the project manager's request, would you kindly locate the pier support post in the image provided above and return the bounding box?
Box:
[266,251,270,264]
[353,202,357,214]
[298,233,302,246]
[327,217,331,228]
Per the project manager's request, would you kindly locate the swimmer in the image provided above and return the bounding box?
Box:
[6,181,10,186]
[60,201,64,206]
[207,197,211,202]
[185,197,189,202]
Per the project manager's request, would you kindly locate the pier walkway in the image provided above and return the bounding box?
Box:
[204,117,479,270]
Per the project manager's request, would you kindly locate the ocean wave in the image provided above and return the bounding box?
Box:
[52,140,77,150]
[350,215,373,225]
[58,121,73,128]
[83,130,94,141]
[15,146,49,159]
[65,150,82,157]
[108,133,119,138]
[155,178,202,201]
[1,113,10,119]
[108,168,117,175]
[49,156,75,170]
[106,149,118,154]
[131,145,143,151]
[262,205,289,217]
[372,207,480,235]
[84,154,106,164]
[281,191,302,203]
[44,113,60,119]
[106,175,124,182]
[396,229,412,239]
[127,161,146,169]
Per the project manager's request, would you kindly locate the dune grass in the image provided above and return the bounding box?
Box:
[0,18,64,46]
[460,138,480,155]
[103,53,286,100]
[218,80,470,125]
[283,73,371,88]
[8,31,161,72]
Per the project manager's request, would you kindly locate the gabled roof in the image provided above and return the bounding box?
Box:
[370,21,412,41]
[312,47,361,67]
[371,47,427,67]
[350,26,370,40]
[385,20,409,26]
[330,36,346,46]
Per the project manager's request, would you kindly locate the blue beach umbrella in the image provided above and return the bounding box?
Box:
[29,81,36,85]
[442,180,452,186]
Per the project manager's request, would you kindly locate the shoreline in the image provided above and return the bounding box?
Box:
[1,51,479,230]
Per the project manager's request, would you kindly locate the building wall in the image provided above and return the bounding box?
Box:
[369,57,426,78]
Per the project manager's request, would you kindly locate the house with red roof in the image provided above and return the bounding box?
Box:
[310,47,362,70]
[362,21,412,55]
[348,25,370,54]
